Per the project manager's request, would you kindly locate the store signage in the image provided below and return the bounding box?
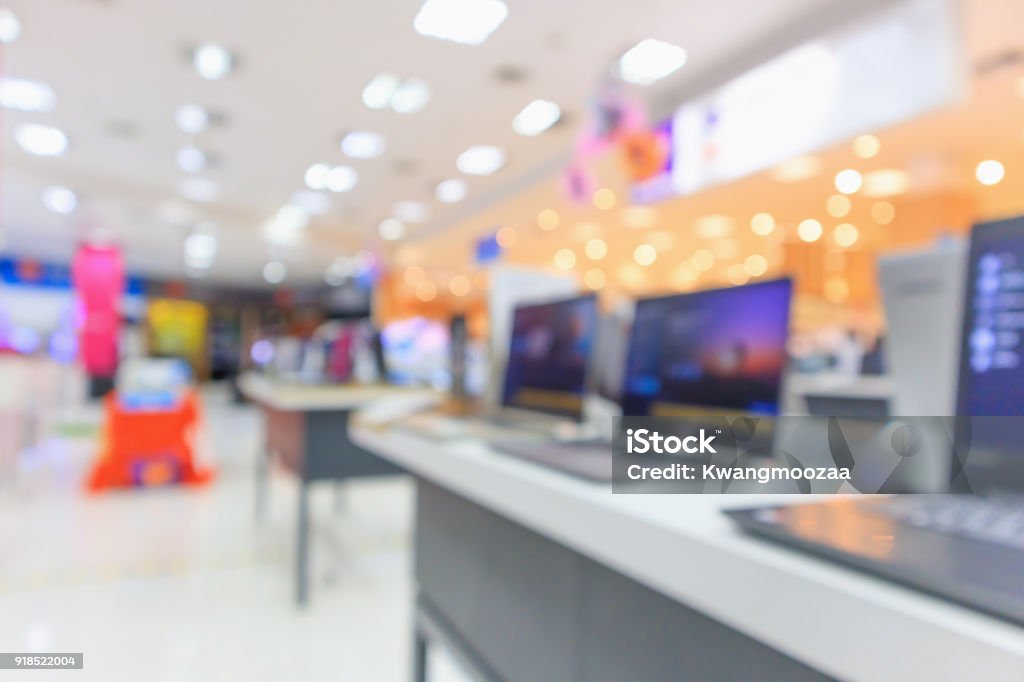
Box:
[667,0,962,197]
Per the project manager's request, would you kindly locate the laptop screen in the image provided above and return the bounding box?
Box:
[621,279,792,418]
[957,218,1024,460]
[501,294,599,419]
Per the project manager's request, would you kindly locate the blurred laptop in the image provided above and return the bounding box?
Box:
[397,294,600,440]
[492,279,794,481]
[727,217,1024,626]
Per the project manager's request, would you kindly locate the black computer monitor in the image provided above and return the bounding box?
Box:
[501,294,599,420]
[954,217,1024,490]
[620,279,793,418]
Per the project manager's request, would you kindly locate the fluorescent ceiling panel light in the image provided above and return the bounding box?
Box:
[0,9,20,44]
[619,39,687,85]
[435,178,467,203]
[193,42,234,80]
[175,104,210,134]
[391,78,431,114]
[413,0,508,46]
[362,73,400,109]
[42,186,77,215]
[341,130,386,159]
[513,99,561,136]
[327,165,358,193]
[862,169,911,196]
[0,77,56,112]
[457,145,506,175]
[14,123,68,157]
[178,177,219,203]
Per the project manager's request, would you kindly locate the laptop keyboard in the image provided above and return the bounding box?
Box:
[869,496,1024,550]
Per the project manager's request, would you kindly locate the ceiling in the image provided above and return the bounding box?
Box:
[0,0,865,285]
[380,0,1024,325]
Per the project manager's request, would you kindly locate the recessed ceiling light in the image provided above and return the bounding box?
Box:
[744,254,768,277]
[394,201,430,223]
[391,78,431,114]
[327,165,358,193]
[184,232,218,269]
[826,194,852,217]
[379,218,405,241]
[176,145,209,173]
[553,248,576,270]
[42,186,77,215]
[449,275,471,297]
[413,0,508,46]
[513,99,561,136]
[618,39,687,85]
[457,145,506,175]
[634,243,657,266]
[833,223,859,248]
[290,190,330,215]
[175,103,210,134]
[304,163,331,190]
[585,238,607,260]
[750,213,775,236]
[362,73,400,109]
[263,261,286,284]
[798,218,823,242]
[975,160,1005,186]
[435,178,467,203]
[852,134,881,159]
[0,9,21,44]
[0,77,56,112]
[834,169,863,194]
[192,42,234,80]
[14,123,68,157]
[341,130,386,159]
[177,177,219,203]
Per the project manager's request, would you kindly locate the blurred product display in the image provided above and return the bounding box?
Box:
[1,0,1024,680]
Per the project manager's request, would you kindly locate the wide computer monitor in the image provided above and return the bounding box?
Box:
[501,294,599,420]
[954,216,1024,491]
[620,279,793,418]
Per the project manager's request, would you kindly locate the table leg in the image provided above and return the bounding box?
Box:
[255,440,269,522]
[296,479,310,607]
[412,628,428,682]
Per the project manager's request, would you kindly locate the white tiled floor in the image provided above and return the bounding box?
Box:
[0,385,466,681]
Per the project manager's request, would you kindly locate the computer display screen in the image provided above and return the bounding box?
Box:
[501,294,598,419]
[958,217,1024,421]
[621,279,792,417]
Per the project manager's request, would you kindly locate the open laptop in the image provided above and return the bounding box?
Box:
[492,279,794,481]
[400,294,600,441]
[727,217,1024,626]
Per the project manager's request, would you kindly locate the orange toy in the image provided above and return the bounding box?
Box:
[86,388,214,492]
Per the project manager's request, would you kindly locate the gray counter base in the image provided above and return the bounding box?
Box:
[413,479,834,682]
